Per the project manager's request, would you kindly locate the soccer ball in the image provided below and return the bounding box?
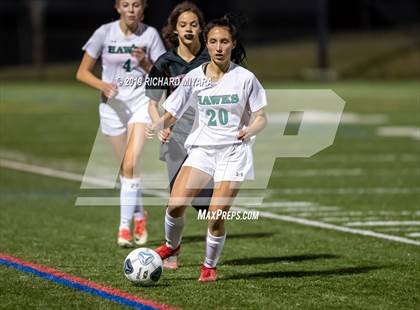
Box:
[123,248,163,285]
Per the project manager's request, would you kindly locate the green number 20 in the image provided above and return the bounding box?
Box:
[206,108,229,126]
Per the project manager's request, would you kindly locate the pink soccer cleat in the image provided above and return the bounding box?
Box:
[117,228,133,248]
[133,212,148,246]
[198,265,217,282]
[154,244,181,260]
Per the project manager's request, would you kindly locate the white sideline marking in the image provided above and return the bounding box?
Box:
[315,154,419,163]
[274,168,364,177]
[241,201,339,212]
[74,196,263,206]
[272,188,420,195]
[272,168,420,177]
[406,233,420,238]
[321,217,352,222]
[232,207,420,246]
[321,217,383,223]
[1,157,419,247]
[346,221,420,227]
[293,210,419,217]
[258,201,315,207]
[270,112,388,125]
[251,207,340,213]
[0,158,167,198]
[377,126,420,140]
[284,207,340,212]
[375,227,420,232]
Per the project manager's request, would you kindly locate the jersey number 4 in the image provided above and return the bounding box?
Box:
[207,108,228,126]
[123,59,132,72]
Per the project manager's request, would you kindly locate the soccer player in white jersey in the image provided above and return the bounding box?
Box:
[76,0,166,247]
[152,14,268,281]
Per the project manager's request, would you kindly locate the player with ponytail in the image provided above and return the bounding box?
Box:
[153,14,268,281]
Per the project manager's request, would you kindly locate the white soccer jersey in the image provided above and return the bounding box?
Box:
[83,21,166,104]
[163,63,267,149]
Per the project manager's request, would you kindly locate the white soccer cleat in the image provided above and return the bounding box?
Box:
[163,255,179,270]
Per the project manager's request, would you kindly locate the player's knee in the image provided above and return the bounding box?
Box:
[167,204,186,217]
[121,155,137,177]
[208,219,224,234]
[168,197,187,209]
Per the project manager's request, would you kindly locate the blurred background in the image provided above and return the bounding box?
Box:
[0,0,419,81]
[0,3,420,308]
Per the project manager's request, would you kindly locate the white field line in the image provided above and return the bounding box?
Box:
[406,233,420,238]
[272,168,420,177]
[0,158,167,198]
[271,188,420,195]
[74,196,263,206]
[248,207,341,213]
[346,221,420,227]
[310,154,419,163]
[292,211,419,217]
[374,227,420,233]
[8,157,416,197]
[257,201,315,207]
[241,201,340,212]
[270,112,388,125]
[320,217,352,222]
[282,207,341,213]
[320,217,385,223]
[273,169,364,177]
[377,126,420,140]
[1,157,420,247]
[232,207,420,246]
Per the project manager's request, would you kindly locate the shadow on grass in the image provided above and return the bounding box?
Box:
[223,254,339,266]
[147,232,275,246]
[132,282,172,288]
[179,253,339,268]
[223,265,384,280]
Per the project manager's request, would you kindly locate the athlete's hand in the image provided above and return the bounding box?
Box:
[158,128,171,143]
[238,127,253,141]
[132,47,152,73]
[101,83,118,99]
[145,124,156,139]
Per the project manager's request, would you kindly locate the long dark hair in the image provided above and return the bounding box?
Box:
[204,13,247,65]
[162,1,206,49]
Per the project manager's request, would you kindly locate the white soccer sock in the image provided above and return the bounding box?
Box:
[164,210,185,249]
[204,230,226,268]
[134,192,144,221]
[119,176,141,230]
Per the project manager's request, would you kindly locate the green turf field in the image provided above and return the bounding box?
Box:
[0,80,419,309]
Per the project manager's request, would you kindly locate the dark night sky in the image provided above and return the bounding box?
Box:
[0,0,418,65]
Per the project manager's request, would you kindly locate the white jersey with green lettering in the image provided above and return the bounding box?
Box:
[82,20,166,105]
[163,62,267,149]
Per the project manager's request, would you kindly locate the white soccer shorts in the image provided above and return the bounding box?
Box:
[183,142,254,182]
[99,98,151,136]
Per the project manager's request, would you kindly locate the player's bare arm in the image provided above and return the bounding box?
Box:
[151,111,177,143]
[238,108,267,141]
[76,53,117,99]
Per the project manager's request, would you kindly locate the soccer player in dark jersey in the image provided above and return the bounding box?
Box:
[145,1,212,269]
